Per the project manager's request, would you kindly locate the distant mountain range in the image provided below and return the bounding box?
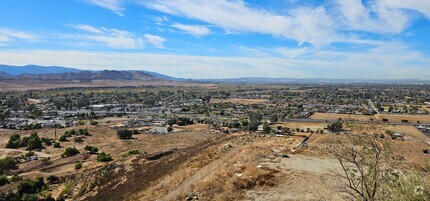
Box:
[0,64,429,84]
[0,65,81,75]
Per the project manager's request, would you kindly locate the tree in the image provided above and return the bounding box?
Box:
[327,122,343,133]
[26,133,43,150]
[0,157,17,175]
[327,132,397,200]
[5,134,21,148]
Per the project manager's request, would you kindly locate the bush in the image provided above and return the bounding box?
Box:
[75,162,82,170]
[122,149,140,157]
[53,141,61,148]
[46,175,60,184]
[61,147,79,158]
[17,177,46,195]
[74,137,83,143]
[90,121,98,125]
[9,175,21,182]
[5,133,20,148]
[58,135,68,142]
[117,129,133,139]
[5,133,43,150]
[327,122,343,133]
[0,175,10,186]
[26,133,43,150]
[84,145,98,154]
[97,152,113,162]
[0,156,17,175]
[41,138,52,146]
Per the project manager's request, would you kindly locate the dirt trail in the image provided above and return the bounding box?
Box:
[159,145,241,201]
[84,134,240,201]
[0,148,52,158]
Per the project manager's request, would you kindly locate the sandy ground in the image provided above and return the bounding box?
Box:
[246,154,344,201]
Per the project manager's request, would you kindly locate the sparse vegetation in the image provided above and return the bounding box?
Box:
[122,149,140,157]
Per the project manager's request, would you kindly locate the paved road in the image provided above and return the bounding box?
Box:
[367,99,380,114]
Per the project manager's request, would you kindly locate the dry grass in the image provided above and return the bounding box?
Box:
[310,112,374,121]
[375,114,430,124]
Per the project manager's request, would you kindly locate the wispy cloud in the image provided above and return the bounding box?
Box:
[0,28,36,46]
[80,0,124,16]
[142,0,339,46]
[79,0,430,47]
[69,24,165,49]
[171,23,211,37]
[143,34,166,48]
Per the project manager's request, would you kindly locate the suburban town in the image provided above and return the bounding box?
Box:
[0,83,429,200]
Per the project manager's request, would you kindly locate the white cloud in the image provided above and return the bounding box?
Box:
[171,23,211,37]
[142,0,340,46]
[81,0,124,16]
[379,0,430,19]
[0,28,36,46]
[335,0,430,33]
[143,34,166,48]
[80,0,430,46]
[72,24,104,34]
[70,24,165,49]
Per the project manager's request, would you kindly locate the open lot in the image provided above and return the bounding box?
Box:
[310,112,374,121]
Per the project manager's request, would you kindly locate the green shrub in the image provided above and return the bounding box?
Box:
[5,134,20,148]
[97,152,113,162]
[117,129,133,139]
[58,135,67,142]
[122,149,140,157]
[0,156,17,175]
[75,162,82,170]
[74,137,83,143]
[46,175,60,184]
[6,133,43,150]
[84,145,98,154]
[0,175,10,186]
[9,175,21,182]
[41,138,52,146]
[61,147,79,158]
[53,141,61,148]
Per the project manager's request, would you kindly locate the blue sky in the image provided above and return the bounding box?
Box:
[0,0,430,79]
